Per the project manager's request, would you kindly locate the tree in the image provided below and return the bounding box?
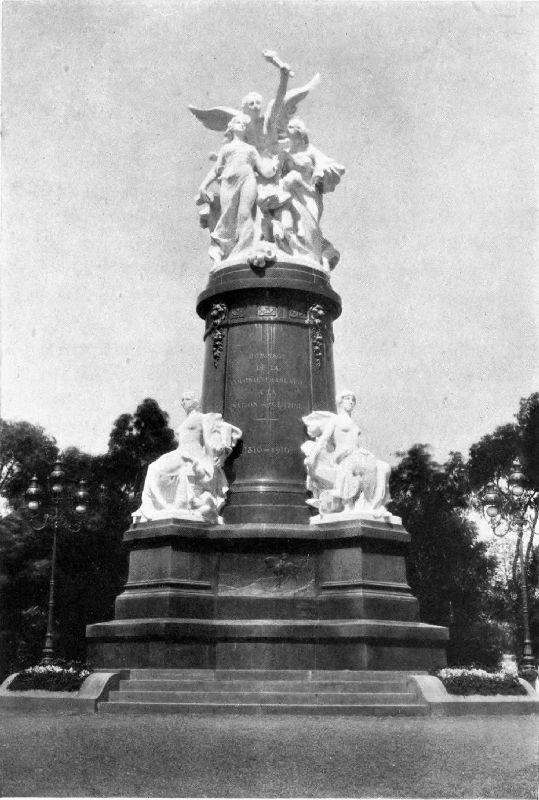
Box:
[390,444,501,666]
[467,392,539,662]
[0,420,58,509]
[105,398,176,501]
[55,400,176,664]
[0,420,60,676]
[0,511,52,675]
[517,392,539,487]
[0,400,176,677]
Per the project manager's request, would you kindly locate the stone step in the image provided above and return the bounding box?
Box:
[99,701,429,716]
[108,690,417,705]
[128,668,421,681]
[119,678,410,693]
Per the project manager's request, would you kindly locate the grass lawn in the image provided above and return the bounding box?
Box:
[0,710,536,797]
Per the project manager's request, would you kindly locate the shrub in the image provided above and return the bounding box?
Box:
[8,659,91,692]
[434,667,527,696]
[447,617,514,670]
[519,667,538,686]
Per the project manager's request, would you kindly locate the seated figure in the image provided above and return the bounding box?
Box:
[133,391,241,525]
[301,391,393,521]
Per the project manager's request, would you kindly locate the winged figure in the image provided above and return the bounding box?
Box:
[189,51,344,271]
[189,49,320,157]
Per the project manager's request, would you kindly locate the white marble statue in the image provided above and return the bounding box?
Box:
[273,118,345,271]
[196,115,278,265]
[301,391,396,523]
[132,391,241,525]
[189,50,344,270]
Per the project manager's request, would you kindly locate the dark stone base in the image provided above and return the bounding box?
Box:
[87,620,446,671]
[86,518,448,671]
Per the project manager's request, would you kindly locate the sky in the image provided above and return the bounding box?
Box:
[1,0,538,466]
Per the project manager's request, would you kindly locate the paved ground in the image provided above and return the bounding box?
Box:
[0,710,536,798]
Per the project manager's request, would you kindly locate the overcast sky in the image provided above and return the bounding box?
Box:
[1,0,538,465]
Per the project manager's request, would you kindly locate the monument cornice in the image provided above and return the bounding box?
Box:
[196,261,342,321]
[124,518,411,545]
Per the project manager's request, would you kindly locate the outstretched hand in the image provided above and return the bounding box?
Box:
[262,49,294,77]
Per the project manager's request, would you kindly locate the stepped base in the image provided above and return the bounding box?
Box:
[88,618,447,671]
[98,668,430,716]
[100,702,429,716]
[87,518,448,671]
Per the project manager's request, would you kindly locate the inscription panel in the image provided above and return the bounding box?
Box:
[224,318,311,487]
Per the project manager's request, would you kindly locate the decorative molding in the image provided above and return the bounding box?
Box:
[258,305,278,317]
[209,302,227,366]
[125,579,213,592]
[320,580,412,594]
[307,303,326,367]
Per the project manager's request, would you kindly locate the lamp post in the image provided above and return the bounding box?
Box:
[481,458,537,672]
[25,460,89,665]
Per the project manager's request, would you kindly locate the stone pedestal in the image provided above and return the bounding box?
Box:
[197,261,341,524]
[86,260,448,671]
[87,518,447,670]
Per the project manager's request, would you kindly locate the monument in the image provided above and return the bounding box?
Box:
[87,51,448,671]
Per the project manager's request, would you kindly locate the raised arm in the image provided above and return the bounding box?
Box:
[262,50,293,134]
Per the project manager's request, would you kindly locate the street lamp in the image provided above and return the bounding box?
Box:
[25,460,90,665]
[480,458,537,673]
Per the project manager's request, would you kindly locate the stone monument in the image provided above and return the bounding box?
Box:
[87,51,448,671]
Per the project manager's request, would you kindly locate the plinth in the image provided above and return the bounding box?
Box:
[87,260,448,670]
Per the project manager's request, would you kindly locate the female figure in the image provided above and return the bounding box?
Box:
[197,115,277,265]
[133,391,241,524]
[275,118,345,271]
[302,391,391,517]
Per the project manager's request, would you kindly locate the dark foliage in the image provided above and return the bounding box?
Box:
[8,659,91,692]
[435,670,527,696]
[516,393,539,488]
[0,400,176,680]
[466,392,539,660]
[0,421,58,508]
[519,667,538,686]
[390,444,499,667]
[105,398,176,502]
[468,423,519,490]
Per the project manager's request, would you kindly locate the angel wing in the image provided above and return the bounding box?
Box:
[311,147,346,194]
[188,105,241,132]
[302,410,337,441]
[265,73,321,138]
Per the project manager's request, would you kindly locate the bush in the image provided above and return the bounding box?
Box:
[519,667,538,686]
[447,617,514,670]
[8,659,91,692]
[434,667,527,696]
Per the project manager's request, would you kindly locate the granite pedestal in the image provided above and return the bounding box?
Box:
[87,260,448,670]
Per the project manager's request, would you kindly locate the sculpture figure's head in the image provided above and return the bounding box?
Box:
[241,92,263,119]
[224,113,250,142]
[287,117,309,145]
[180,391,200,414]
[337,390,356,413]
